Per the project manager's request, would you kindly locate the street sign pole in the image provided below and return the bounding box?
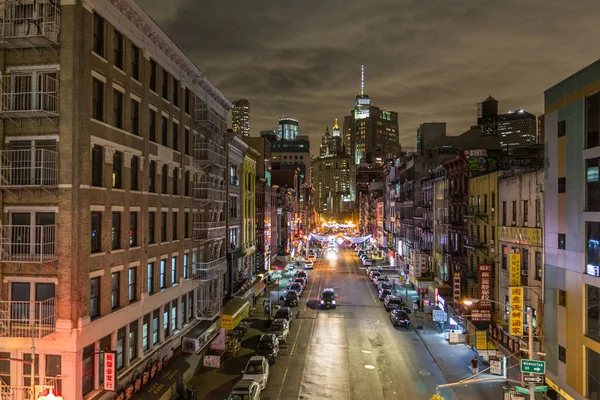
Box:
[527,308,535,400]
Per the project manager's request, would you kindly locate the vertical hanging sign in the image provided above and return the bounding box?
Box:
[453,272,461,303]
[478,263,493,308]
[509,253,521,286]
[104,351,117,391]
[509,286,524,337]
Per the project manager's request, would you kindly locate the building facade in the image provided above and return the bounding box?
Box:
[238,148,259,295]
[227,136,247,297]
[312,155,354,218]
[544,59,600,399]
[231,99,250,137]
[278,117,299,141]
[271,137,311,185]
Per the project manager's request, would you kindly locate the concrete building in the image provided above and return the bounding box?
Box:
[231,99,250,137]
[312,155,354,218]
[416,122,502,154]
[278,117,299,141]
[271,136,311,185]
[0,0,231,398]
[239,148,259,294]
[544,59,600,399]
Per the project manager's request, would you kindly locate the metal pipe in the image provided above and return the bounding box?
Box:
[528,307,535,400]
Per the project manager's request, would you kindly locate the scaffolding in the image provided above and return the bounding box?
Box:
[192,97,227,321]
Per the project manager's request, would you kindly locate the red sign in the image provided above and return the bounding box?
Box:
[104,352,116,391]
[453,272,461,303]
[478,263,493,308]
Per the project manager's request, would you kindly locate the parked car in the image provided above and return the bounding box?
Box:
[384,295,404,311]
[242,356,270,390]
[369,271,381,280]
[296,270,308,283]
[228,379,261,400]
[295,277,307,288]
[274,306,293,325]
[268,318,290,343]
[373,276,389,286]
[283,290,299,307]
[378,288,393,300]
[256,333,280,357]
[320,288,337,309]
[288,283,303,296]
[378,282,393,291]
[363,259,373,266]
[390,309,411,328]
[304,261,314,269]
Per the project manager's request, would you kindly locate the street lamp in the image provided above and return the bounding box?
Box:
[38,389,63,400]
[462,298,536,400]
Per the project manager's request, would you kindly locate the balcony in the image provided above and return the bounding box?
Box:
[0,72,59,120]
[193,142,225,168]
[0,0,61,49]
[0,224,57,263]
[0,149,58,189]
[0,297,55,338]
[194,222,226,241]
[194,182,226,202]
[193,257,226,281]
[193,101,227,133]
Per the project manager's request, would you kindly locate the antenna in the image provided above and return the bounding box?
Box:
[361,64,364,96]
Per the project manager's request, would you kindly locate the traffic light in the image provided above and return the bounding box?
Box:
[430,395,445,400]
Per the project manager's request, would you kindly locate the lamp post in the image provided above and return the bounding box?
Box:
[463,298,535,400]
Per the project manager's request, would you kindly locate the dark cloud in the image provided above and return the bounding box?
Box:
[137,0,600,154]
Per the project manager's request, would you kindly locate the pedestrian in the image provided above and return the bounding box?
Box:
[470,357,479,375]
[412,301,418,315]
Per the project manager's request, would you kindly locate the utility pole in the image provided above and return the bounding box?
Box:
[31,322,36,399]
[527,307,535,400]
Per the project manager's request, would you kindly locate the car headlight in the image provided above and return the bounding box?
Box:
[332,300,336,305]
[320,300,324,304]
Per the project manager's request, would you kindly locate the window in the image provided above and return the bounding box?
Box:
[131,44,140,80]
[558,233,566,250]
[511,201,517,224]
[181,295,187,326]
[558,345,566,363]
[171,256,177,285]
[587,348,600,398]
[92,78,104,121]
[82,345,94,395]
[116,328,125,369]
[173,122,179,151]
[535,251,542,281]
[523,200,528,224]
[111,272,120,309]
[184,253,189,279]
[587,157,600,211]
[171,301,177,332]
[522,249,529,277]
[558,177,566,193]
[161,116,168,146]
[587,92,600,148]
[150,60,157,92]
[185,127,190,155]
[185,88,191,114]
[149,161,156,193]
[160,259,166,289]
[558,120,566,138]
[90,277,100,318]
[92,145,103,186]
[188,291,194,321]
[161,212,168,242]
[129,322,137,361]
[588,222,600,277]
[128,267,137,302]
[501,245,507,269]
[112,212,121,250]
[535,199,541,225]
[173,79,179,108]
[502,201,506,225]
[147,263,154,294]
[0,352,10,385]
[152,310,159,344]
[114,30,124,69]
[131,100,140,135]
[483,194,488,213]
[149,109,157,142]
[129,212,138,247]
[163,306,170,338]
[172,212,178,240]
[173,168,179,195]
[185,211,190,239]
[185,170,190,196]
[148,211,156,244]
[93,13,105,57]
[142,314,149,351]
[45,355,61,393]
[130,155,139,191]
[22,353,39,388]
[113,90,124,129]
[112,151,122,188]
[162,165,168,194]
[162,69,169,100]
[558,289,566,307]
[91,211,102,253]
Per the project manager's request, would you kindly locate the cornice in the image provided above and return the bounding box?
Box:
[99,0,232,112]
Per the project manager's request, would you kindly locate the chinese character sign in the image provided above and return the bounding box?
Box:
[478,263,493,308]
[453,272,461,303]
[104,352,116,391]
[509,253,521,286]
[475,331,488,350]
[509,286,524,337]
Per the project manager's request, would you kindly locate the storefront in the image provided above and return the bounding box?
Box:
[181,319,222,354]
[221,298,250,330]
[252,280,266,300]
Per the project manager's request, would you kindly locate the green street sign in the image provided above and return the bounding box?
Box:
[521,359,546,374]
[535,386,548,392]
[515,386,530,395]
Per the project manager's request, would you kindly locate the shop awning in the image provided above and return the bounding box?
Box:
[221,298,250,330]
[252,281,266,298]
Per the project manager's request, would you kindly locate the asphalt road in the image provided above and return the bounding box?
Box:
[259,245,456,400]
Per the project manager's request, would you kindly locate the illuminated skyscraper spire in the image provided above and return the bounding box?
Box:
[361,64,364,96]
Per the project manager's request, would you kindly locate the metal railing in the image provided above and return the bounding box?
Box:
[0,384,31,400]
[193,100,227,132]
[0,225,57,263]
[0,73,59,117]
[194,183,226,202]
[192,257,226,281]
[0,149,58,187]
[193,142,225,167]
[193,223,226,241]
[0,0,61,47]
[0,297,55,338]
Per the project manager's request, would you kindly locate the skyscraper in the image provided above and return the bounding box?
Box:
[342,65,400,164]
[278,117,299,140]
[232,99,250,136]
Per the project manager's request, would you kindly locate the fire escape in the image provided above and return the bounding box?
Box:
[192,98,227,320]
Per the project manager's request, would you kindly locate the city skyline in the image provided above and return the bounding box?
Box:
[138,0,600,154]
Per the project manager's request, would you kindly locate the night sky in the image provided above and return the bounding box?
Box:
[138,0,600,155]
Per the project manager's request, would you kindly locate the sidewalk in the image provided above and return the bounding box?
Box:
[401,288,507,400]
